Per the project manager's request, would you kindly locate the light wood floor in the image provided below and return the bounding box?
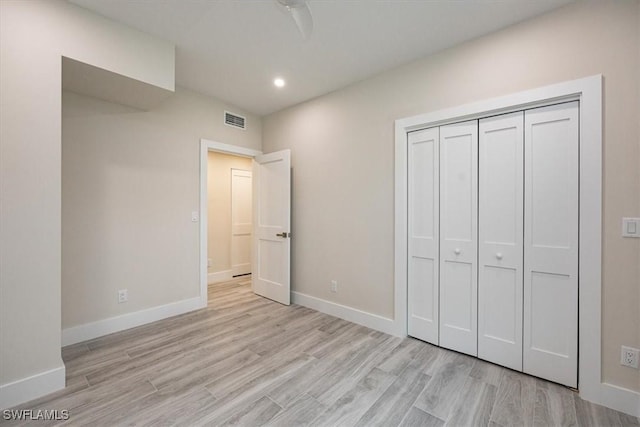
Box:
[4,276,639,426]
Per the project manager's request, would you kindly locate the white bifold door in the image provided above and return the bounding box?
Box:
[439,120,478,357]
[523,102,579,388]
[408,127,440,344]
[478,111,524,371]
[407,101,579,388]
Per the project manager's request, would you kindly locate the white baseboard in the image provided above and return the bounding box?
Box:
[208,270,232,284]
[292,291,401,337]
[231,264,251,277]
[0,364,65,410]
[584,382,640,418]
[62,296,205,346]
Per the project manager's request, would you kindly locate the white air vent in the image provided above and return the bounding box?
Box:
[224,111,246,130]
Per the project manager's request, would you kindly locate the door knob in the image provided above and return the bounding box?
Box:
[276,232,289,238]
[496,252,503,260]
[454,248,461,255]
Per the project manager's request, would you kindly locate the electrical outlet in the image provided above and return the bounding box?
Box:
[118,289,128,304]
[330,280,338,293]
[207,258,213,267]
[621,346,639,369]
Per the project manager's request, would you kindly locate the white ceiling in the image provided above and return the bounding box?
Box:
[69,0,571,116]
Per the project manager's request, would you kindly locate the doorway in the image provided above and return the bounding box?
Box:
[206,151,253,285]
[199,139,292,307]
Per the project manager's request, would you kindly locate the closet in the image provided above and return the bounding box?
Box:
[408,101,579,388]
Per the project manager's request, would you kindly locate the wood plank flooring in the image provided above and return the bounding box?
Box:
[3,276,638,426]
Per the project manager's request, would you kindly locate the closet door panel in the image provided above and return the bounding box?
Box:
[524,102,578,388]
[478,112,524,371]
[441,261,473,329]
[408,128,439,344]
[439,120,478,356]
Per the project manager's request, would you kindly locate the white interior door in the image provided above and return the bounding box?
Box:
[478,111,524,371]
[231,169,252,276]
[408,127,439,344]
[252,150,291,305]
[523,102,578,388]
[439,120,478,357]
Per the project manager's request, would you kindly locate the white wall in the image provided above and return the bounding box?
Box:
[61,89,260,329]
[263,1,640,393]
[207,152,253,278]
[0,0,174,404]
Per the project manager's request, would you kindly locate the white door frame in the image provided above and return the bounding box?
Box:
[395,75,639,416]
[199,139,262,306]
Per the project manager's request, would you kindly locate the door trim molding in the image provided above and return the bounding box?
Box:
[394,75,617,412]
[200,139,262,306]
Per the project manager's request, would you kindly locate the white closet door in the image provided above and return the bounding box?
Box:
[439,120,478,356]
[408,127,439,344]
[478,112,524,371]
[524,102,579,388]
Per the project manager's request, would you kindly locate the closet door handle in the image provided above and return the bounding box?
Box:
[454,248,461,255]
[496,252,503,260]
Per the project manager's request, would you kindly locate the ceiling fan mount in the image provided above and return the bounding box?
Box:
[276,0,313,40]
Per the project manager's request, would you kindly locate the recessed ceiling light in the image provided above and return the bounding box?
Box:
[274,78,285,88]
